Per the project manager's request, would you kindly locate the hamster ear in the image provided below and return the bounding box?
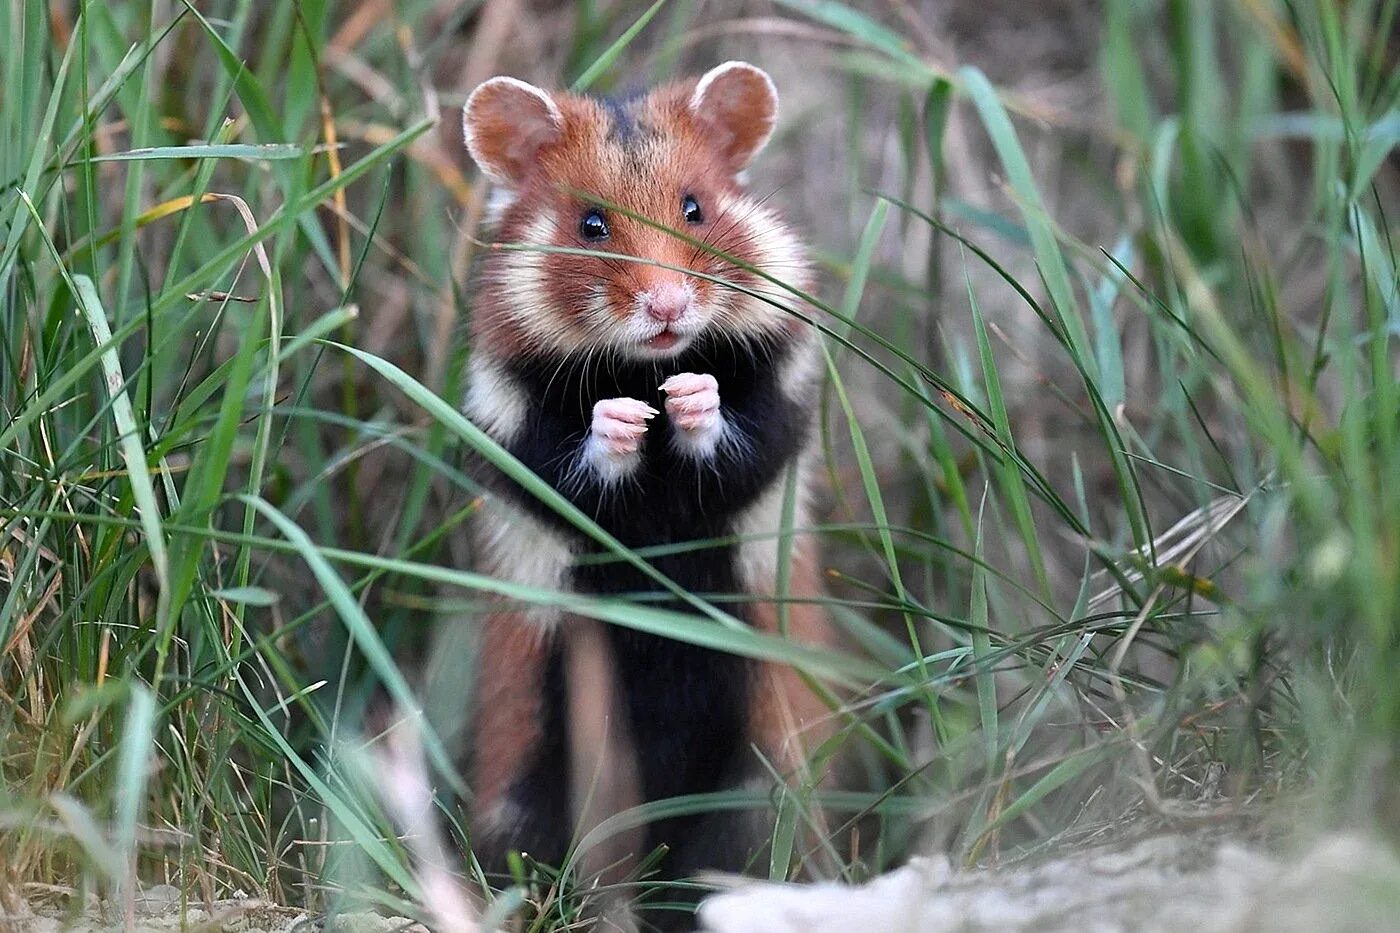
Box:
[462,76,563,186]
[689,62,778,172]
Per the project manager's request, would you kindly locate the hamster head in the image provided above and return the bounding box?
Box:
[463,62,808,360]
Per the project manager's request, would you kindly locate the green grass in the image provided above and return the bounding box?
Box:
[1,0,1397,927]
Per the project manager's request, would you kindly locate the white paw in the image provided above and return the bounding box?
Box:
[582,397,656,483]
[661,372,724,455]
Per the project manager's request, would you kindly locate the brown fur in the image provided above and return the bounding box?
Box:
[471,612,548,813]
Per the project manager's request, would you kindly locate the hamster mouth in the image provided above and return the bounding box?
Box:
[645,329,682,351]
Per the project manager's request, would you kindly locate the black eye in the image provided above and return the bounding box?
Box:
[580,209,610,241]
[682,194,704,224]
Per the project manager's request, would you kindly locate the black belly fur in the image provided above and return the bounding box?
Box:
[473,334,806,877]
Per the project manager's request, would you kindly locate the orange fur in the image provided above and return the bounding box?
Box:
[471,612,549,812]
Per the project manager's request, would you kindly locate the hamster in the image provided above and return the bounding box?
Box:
[459,61,836,922]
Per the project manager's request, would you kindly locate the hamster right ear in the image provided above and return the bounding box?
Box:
[689,62,778,172]
[462,76,563,186]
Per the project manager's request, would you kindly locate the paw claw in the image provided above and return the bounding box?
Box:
[660,373,718,398]
[662,372,723,447]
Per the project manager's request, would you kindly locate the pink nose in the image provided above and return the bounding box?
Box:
[643,283,691,324]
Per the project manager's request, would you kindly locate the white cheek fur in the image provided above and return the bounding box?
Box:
[496,210,587,352]
[483,186,516,228]
[712,192,812,339]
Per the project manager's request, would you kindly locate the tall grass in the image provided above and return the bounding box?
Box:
[1,0,1396,927]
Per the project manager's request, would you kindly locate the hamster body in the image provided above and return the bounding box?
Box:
[459,62,834,912]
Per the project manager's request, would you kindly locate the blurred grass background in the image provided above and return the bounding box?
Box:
[0,0,1397,927]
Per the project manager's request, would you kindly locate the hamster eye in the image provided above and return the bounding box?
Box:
[682,194,704,224]
[580,209,610,241]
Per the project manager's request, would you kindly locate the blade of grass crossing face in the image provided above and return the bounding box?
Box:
[514,201,1050,511]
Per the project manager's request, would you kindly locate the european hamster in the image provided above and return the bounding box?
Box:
[460,61,835,924]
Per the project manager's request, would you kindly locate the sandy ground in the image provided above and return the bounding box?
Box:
[699,830,1400,933]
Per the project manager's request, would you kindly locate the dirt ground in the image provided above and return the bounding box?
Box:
[5,889,427,933]
[8,827,1399,931]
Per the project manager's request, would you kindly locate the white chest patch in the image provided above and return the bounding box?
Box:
[735,468,809,597]
[473,502,573,628]
[463,354,529,446]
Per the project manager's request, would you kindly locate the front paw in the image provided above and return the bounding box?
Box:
[583,397,656,482]
[661,372,724,453]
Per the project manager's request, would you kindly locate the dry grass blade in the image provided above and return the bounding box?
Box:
[367,716,482,933]
[1086,493,1252,611]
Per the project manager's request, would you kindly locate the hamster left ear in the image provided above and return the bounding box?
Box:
[689,62,778,172]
